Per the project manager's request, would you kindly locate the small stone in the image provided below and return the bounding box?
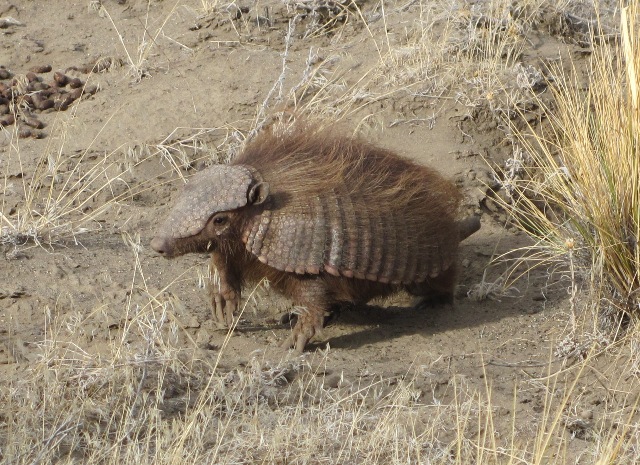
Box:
[17,127,32,138]
[68,87,83,100]
[53,94,74,111]
[32,95,54,110]
[579,409,593,421]
[68,77,83,89]
[83,84,98,96]
[324,373,342,389]
[23,117,44,129]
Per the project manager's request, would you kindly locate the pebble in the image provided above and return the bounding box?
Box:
[69,77,83,89]
[17,127,32,138]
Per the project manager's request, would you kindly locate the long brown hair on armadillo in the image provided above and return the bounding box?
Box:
[234,121,462,285]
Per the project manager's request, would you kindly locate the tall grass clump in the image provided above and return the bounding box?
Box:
[502,4,640,324]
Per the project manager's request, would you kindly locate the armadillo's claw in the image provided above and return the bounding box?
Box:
[210,289,239,328]
[280,308,324,353]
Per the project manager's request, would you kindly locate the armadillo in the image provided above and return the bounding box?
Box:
[151,122,480,352]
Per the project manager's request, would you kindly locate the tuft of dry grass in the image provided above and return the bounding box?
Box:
[96,0,183,82]
[498,3,640,325]
[0,112,134,247]
[275,0,563,131]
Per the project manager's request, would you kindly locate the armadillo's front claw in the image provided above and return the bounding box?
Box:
[210,290,239,329]
[280,308,324,354]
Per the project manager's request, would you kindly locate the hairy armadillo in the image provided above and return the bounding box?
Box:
[151,122,480,352]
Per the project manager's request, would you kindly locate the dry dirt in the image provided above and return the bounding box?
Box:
[0,0,635,462]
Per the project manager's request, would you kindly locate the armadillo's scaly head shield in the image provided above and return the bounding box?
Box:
[151,164,269,258]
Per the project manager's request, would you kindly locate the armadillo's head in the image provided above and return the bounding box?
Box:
[151,164,269,258]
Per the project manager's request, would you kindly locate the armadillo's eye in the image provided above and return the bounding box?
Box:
[213,215,227,225]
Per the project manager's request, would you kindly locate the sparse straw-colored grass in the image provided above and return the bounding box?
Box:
[198,0,222,16]
[3,256,640,465]
[0,109,245,249]
[96,0,183,81]
[278,0,557,130]
[4,1,640,464]
[499,4,640,323]
[0,110,133,247]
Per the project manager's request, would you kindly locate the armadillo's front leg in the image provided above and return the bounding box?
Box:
[208,252,241,328]
[280,278,329,353]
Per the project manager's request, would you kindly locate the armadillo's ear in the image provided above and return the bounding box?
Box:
[248,181,270,205]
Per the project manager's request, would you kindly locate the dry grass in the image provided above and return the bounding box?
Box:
[198,0,223,16]
[3,1,640,464]
[0,109,245,250]
[498,3,640,326]
[0,1,197,247]
[3,258,640,464]
[273,0,569,132]
[0,112,132,247]
[95,0,184,82]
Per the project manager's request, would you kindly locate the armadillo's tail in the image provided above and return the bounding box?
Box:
[458,215,481,241]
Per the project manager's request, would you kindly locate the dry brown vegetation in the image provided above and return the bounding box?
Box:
[501,4,640,326]
[1,0,640,464]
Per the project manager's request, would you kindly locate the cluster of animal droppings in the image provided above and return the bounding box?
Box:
[0,64,98,138]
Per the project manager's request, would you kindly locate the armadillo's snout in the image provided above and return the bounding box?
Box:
[150,236,173,258]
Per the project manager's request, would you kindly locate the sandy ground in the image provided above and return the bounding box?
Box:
[0,0,635,461]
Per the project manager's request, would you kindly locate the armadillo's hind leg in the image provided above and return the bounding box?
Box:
[279,307,325,353]
[280,302,346,327]
[406,265,457,306]
[279,278,331,353]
